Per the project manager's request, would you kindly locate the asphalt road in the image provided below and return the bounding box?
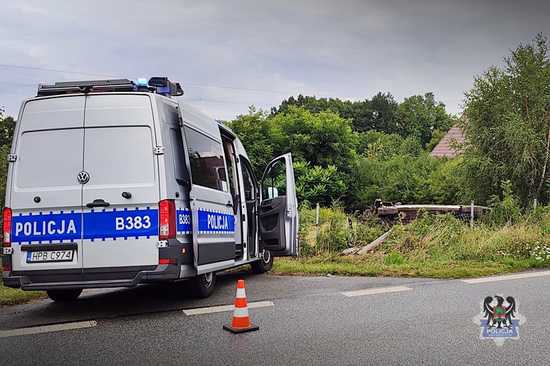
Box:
[1,268,549,365]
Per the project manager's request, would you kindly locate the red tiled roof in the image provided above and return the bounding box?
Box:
[430,126,465,158]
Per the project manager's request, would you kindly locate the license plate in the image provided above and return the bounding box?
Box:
[26,250,74,263]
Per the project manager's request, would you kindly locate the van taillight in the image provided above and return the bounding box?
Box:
[159,200,176,240]
[2,207,12,247]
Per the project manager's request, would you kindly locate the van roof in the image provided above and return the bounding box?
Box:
[18,89,250,160]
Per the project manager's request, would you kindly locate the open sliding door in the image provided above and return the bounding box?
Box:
[182,125,236,272]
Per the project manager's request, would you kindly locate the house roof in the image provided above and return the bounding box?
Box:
[430,126,465,158]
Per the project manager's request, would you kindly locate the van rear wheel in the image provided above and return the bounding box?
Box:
[251,249,273,274]
[47,289,82,302]
[190,272,216,298]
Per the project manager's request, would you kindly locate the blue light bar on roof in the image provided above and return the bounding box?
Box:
[135,78,148,87]
[36,77,183,97]
[149,77,184,97]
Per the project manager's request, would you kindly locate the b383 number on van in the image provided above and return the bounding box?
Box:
[115,216,152,231]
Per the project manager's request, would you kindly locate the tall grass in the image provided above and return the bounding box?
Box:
[287,205,550,278]
[298,205,385,256]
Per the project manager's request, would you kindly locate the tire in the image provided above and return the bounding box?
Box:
[190,272,217,298]
[47,289,82,302]
[251,249,273,274]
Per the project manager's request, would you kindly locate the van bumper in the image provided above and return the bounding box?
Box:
[4,264,184,291]
[4,239,195,290]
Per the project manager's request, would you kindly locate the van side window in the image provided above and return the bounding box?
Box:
[169,127,189,185]
[184,127,228,191]
[241,159,256,201]
[262,158,287,199]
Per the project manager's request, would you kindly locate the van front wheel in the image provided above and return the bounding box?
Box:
[251,249,273,274]
[191,272,216,298]
[47,289,82,302]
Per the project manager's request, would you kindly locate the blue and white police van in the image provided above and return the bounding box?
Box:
[1,78,299,301]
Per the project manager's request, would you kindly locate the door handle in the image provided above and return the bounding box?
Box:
[225,201,233,207]
[86,199,110,208]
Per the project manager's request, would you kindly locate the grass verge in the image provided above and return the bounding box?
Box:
[0,283,45,306]
[273,256,544,279]
[276,207,550,279]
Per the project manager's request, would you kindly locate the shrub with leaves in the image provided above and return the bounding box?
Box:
[487,180,522,225]
[293,161,347,206]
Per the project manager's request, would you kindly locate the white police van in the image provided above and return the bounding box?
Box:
[2,78,299,301]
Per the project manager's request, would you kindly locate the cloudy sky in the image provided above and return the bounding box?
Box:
[1,0,549,120]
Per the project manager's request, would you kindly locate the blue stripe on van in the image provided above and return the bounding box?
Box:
[83,209,158,240]
[197,209,235,234]
[176,208,192,234]
[11,209,158,243]
[10,207,228,243]
[12,211,82,243]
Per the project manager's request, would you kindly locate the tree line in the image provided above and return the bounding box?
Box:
[228,34,550,210]
[0,35,548,211]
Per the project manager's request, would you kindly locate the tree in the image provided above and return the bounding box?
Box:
[0,108,15,147]
[357,130,422,159]
[271,95,355,120]
[397,93,454,147]
[0,110,15,203]
[463,34,550,205]
[225,107,273,177]
[272,93,401,134]
[352,92,400,133]
[293,162,347,206]
[348,153,443,208]
[229,106,358,205]
[268,106,358,175]
[273,92,452,140]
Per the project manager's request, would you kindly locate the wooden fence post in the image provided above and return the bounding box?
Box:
[470,201,474,228]
[315,203,320,252]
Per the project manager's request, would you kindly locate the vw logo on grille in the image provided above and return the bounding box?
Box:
[77,171,90,184]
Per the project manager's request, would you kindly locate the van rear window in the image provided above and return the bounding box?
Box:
[83,126,155,186]
[16,129,84,189]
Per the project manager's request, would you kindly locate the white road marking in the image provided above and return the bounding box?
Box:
[341,285,412,297]
[462,270,550,284]
[183,300,274,316]
[0,320,97,339]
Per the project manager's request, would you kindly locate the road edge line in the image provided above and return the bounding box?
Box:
[0,320,97,339]
[462,270,550,284]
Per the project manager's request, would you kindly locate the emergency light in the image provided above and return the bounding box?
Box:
[37,77,184,97]
[148,77,184,96]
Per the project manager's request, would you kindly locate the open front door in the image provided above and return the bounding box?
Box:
[259,153,299,256]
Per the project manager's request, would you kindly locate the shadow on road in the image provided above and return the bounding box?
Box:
[0,268,255,330]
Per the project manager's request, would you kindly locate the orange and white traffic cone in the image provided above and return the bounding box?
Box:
[223,279,259,334]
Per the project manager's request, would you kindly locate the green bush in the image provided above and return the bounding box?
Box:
[293,162,347,206]
[487,180,522,225]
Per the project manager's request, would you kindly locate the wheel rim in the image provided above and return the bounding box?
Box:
[203,272,213,287]
[261,249,271,264]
